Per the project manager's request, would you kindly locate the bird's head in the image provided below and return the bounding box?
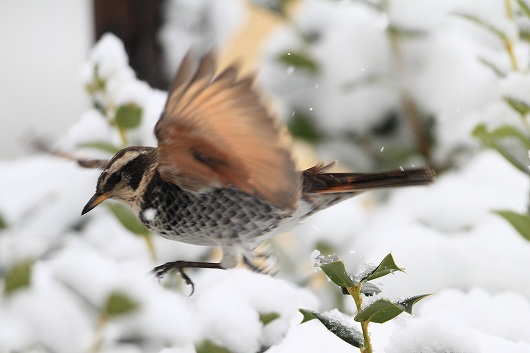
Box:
[82,146,157,215]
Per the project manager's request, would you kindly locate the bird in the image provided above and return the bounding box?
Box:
[61,50,434,288]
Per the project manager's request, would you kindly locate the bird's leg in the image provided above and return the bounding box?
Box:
[151,260,224,294]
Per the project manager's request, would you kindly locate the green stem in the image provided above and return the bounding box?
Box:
[504,39,519,71]
[504,0,519,71]
[87,313,108,353]
[505,0,514,19]
[143,234,157,262]
[348,285,373,353]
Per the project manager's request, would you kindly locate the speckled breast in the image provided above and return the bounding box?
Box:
[138,173,289,247]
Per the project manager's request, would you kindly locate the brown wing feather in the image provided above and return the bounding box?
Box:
[155,50,300,210]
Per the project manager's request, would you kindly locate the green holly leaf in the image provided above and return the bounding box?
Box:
[0,212,6,230]
[320,260,356,288]
[355,294,430,324]
[518,0,530,18]
[473,123,529,172]
[299,309,363,348]
[455,13,506,40]
[115,103,142,130]
[278,51,319,74]
[495,210,530,241]
[4,260,33,296]
[360,253,404,282]
[288,112,323,143]
[400,294,432,315]
[104,291,139,316]
[503,96,530,116]
[354,299,403,323]
[107,203,149,237]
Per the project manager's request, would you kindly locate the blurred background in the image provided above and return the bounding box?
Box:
[2,1,530,352]
[0,0,287,159]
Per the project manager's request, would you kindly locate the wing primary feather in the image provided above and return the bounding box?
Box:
[155,49,301,210]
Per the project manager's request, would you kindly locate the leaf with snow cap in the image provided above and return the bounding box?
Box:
[360,253,404,283]
[104,291,139,316]
[320,260,356,288]
[354,299,403,323]
[4,260,33,296]
[299,309,363,348]
[259,312,280,325]
[361,282,382,296]
[354,294,430,324]
[196,340,233,353]
[495,210,530,241]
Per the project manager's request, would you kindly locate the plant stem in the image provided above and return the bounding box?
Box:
[87,313,108,353]
[505,0,514,20]
[348,285,373,353]
[504,0,519,71]
[504,39,519,71]
[144,234,157,262]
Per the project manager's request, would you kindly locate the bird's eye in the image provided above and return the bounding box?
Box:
[104,172,122,192]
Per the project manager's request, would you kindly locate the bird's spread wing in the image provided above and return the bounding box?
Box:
[155,51,300,210]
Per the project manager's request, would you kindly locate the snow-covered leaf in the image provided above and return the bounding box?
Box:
[3,260,33,296]
[278,51,319,74]
[495,210,530,241]
[503,96,530,116]
[360,282,382,296]
[104,291,139,316]
[360,253,404,282]
[115,103,142,130]
[320,260,356,288]
[107,202,149,237]
[196,340,233,353]
[299,309,363,348]
[355,299,404,323]
[259,312,280,325]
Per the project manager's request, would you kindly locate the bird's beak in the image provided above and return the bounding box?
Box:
[82,192,109,215]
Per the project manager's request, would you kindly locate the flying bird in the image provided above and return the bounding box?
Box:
[61,51,434,289]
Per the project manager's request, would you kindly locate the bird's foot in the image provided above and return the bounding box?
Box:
[151,260,223,295]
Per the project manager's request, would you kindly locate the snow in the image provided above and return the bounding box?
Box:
[3,2,530,352]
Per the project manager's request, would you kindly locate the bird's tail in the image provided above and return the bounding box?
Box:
[302,162,435,194]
